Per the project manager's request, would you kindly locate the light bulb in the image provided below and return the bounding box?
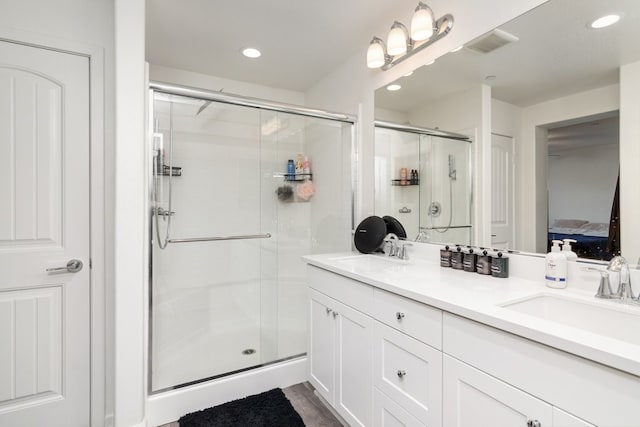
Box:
[411,3,434,41]
[589,14,621,29]
[366,38,386,68]
[387,22,408,56]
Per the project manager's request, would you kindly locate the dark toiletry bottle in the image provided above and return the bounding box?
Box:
[440,245,452,267]
[491,252,509,278]
[451,246,464,270]
[463,247,477,272]
[476,249,492,275]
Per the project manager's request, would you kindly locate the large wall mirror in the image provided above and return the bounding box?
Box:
[374,0,640,261]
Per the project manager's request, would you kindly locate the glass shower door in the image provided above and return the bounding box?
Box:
[150,94,275,392]
[419,134,473,244]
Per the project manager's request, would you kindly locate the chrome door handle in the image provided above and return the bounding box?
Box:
[396,312,405,320]
[46,259,83,274]
[527,420,541,427]
[397,369,406,378]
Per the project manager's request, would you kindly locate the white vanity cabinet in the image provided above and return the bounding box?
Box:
[442,313,635,427]
[307,262,640,427]
[308,268,374,427]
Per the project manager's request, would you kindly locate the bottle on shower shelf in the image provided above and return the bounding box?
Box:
[286,159,294,180]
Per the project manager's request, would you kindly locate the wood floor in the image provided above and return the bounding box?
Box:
[158,382,343,427]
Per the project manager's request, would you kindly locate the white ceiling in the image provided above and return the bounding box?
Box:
[146,0,418,92]
[376,0,640,112]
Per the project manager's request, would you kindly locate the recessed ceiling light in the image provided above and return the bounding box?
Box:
[242,47,261,58]
[451,45,463,53]
[589,14,621,29]
[386,84,402,91]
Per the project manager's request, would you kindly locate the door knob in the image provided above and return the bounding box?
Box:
[46,259,83,274]
[527,420,541,427]
[396,312,405,320]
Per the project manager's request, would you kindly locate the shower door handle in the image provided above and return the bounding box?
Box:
[168,233,271,244]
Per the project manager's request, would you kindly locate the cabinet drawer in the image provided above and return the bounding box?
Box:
[373,322,442,425]
[373,288,442,348]
[373,388,425,427]
[307,265,373,315]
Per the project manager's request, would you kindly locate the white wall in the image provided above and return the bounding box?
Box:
[548,144,619,225]
[620,61,640,260]
[150,64,305,105]
[0,1,115,425]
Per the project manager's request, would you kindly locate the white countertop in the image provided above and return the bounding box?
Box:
[304,251,640,378]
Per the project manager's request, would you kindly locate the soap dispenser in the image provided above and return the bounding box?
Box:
[463,247,477,272]
[545,240,567,288]
[440,245,452,267]
[561,238,578,261]
[491,251,509,278]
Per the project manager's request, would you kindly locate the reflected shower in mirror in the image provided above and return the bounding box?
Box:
[374,0,640,261]
[374,122,472,245]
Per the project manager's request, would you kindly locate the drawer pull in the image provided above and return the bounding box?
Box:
[326,307,333,315]
[396,312,405,320]
[397,369,406,378]
[527,420,541,427]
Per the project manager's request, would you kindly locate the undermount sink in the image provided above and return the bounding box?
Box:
[501,294,640,346]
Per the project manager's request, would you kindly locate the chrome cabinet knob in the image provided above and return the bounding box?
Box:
[396,312,405,320]
[46,259,83,274]
[397,369,406,378]
[326,307,333,314]
[527,420,541,427]
[332,311,339,318]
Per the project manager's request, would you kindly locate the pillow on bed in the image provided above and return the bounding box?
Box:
[579,222,609,237]
[552,219,589,228]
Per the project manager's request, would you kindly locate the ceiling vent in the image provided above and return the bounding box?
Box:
[465,29,519,54]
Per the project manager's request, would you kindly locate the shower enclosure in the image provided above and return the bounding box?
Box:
[148,83,354,393]
[374,121,472,244]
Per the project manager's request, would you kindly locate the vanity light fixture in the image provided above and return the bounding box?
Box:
[242,47,261,58]
[366,2,454,71]
[589,14,621,29]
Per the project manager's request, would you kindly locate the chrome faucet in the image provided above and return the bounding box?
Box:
[384,233,399,257]
[398,242,413,261]
[607,256,637,302]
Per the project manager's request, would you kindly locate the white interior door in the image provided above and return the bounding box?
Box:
[0,40,90,426]
[491,134,515,249]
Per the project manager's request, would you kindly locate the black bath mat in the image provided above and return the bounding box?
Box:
[178,388,305,427]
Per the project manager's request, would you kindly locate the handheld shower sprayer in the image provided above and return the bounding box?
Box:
[448,154,457,180]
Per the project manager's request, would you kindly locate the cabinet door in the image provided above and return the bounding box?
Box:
[553,408,595,427]
[374,388,426,427]
[374,322,442,426]
[443,355,552,427]
[308,289,335,404]
[335,300,374,427]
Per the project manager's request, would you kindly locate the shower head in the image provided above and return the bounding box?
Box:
[196,100,212,116]
[448,154,457,180]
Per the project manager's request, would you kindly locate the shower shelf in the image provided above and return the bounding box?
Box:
[160,165,182,177]
[391,179,419,186]
[273,172,313,182]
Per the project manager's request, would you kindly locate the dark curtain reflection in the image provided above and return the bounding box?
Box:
[606,173,620,257]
